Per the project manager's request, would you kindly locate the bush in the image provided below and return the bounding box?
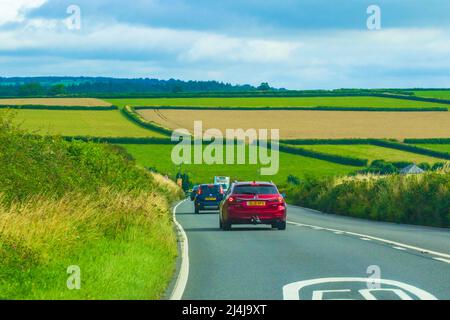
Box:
[287,170,450,228]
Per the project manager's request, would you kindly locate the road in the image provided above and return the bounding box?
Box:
[173,199,450,300]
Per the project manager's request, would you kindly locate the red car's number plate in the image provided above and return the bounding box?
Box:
[247,201,265,207]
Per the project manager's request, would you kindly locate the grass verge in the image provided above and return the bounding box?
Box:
[0,112,183,299]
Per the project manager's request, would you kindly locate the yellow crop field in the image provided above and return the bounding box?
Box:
[137,109,450,140]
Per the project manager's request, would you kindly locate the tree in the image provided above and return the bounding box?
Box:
[48,84,66,96]
[18,83,44,96]
[257,82,271,91]
[172,85,183,93]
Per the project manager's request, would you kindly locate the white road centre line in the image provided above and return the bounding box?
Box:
[393,246,407,251]
[287,220,450,261]
[433,258,450,265]
[170,199,189,300]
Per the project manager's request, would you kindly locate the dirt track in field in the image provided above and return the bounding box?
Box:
[0,98,112,106]
[138,109,450,139]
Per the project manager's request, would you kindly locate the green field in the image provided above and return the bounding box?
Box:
[106,96,448,109]
[296,144,443,164]
[412,144,450,153]
[9,109,164,137]
[413,90,450,100]
[121,144,360,184]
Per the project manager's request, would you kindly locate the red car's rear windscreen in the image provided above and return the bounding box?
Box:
[233,185,278,195]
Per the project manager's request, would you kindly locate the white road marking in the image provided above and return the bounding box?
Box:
[393,246,407,251]
[170,199,189,300]
[433,258,450,265]
[283,277,438,300]
[287,220,450,261]
[360,238,372,241]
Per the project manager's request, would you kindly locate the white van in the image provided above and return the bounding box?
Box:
[214,176,230,192]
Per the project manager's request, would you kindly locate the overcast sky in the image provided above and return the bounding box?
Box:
[1,0,450,89]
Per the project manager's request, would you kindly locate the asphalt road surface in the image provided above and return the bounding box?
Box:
[174,199,450,300]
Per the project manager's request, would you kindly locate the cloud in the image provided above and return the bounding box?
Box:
[0,0,47,25]
[1,0,450,89]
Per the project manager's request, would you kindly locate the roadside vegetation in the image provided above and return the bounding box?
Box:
[284,166,450,228]
[0,112,183,299]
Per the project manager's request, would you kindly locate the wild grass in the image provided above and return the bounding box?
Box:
[0,112,183,299]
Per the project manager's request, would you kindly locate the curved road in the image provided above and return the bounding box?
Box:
[174,199,450,300]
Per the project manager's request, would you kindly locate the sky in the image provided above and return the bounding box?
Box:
[0,0,450,89]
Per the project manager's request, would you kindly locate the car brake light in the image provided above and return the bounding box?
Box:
[278,196,285,205]
[220,186,224,194]
[198,188,202,195]
[228,196,235,203]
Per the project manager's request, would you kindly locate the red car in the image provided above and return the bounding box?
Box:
[219,181,287,231]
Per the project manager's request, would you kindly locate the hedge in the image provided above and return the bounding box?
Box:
[0,105,118,111]
[120,105,173,136]
[134,105,448,112]
[62,136,175,144]
[279,138,388,145]
[404,138,450,144]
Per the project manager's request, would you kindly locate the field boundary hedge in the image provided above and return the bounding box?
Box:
[0,105,117,110]
[404,138,450,144]
[62,135,175,144]
[278,143,368,166]
[134,105,448,112]
[120,105,173,136]
[281,138,450,160]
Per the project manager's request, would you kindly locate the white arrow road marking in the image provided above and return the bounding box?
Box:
[170,199,189,300]
[283,278,438,300]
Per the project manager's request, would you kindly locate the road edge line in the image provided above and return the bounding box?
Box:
[169,199,189,300]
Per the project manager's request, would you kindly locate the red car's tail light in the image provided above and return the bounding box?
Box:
[228,196,235,203]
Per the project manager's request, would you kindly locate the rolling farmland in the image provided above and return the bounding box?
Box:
[412,144,450,153]
[413,90,450,100]
[121,144,360,184]
[9,109,164,137]
[137,109,450,140]
[296,144,443,163]
[107,96,449,110]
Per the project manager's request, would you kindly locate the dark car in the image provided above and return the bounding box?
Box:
[190,185,199,201]
[194,184,224,214]
[219,181,286,230]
